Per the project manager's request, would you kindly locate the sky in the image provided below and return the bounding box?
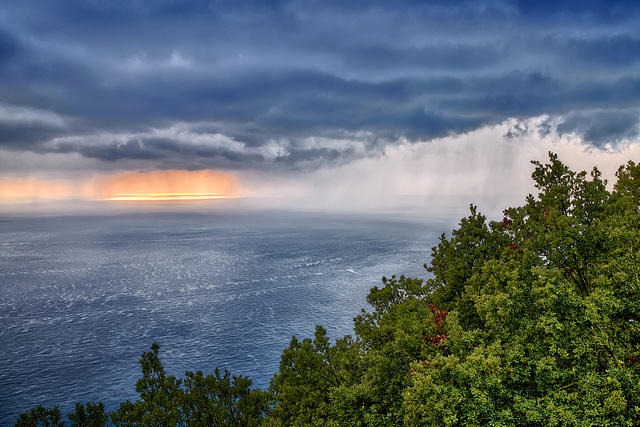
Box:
[1,0,639,212]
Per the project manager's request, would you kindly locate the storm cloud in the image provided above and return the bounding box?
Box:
[0,0,639,176]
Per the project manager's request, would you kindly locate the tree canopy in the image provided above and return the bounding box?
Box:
[16,153,640,426]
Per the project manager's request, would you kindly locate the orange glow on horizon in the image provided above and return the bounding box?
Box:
[90,170,239,201]
[106,193,230,201]
[0,178,74,200]
[0,170,240,203]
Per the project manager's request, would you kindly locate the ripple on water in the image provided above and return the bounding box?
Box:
[0,210,449,425]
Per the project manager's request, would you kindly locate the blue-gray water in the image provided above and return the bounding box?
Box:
[0,203,463,424]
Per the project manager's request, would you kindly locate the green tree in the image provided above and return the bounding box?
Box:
[68,402,110,427]
[111,343,272,426]
[16,343,272,427]
[349,276,437,425]
[111,343,184,426]
[402,153,640,426]
[268,276,447,426]
[181,368,272,426]
[267,325,360,426]
[14,406,65,427]
[425,206,508,329]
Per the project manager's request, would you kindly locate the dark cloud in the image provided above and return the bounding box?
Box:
[0,123,68,148]
[320,42,509,72]
[513,0,640,20]
[557,110,640,147]
[76,142,166,162]
[560,35,640,68]
[0,0,639,172]
[0,26,22,65]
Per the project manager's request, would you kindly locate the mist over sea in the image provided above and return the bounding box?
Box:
[0,198,481,424]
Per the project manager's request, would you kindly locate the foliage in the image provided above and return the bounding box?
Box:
[16,153,640,426]
[112,342,272,426]
[68,403,110,427]
[401,153,640,426]
[267,325,361,426]
[16,343,272,427]
[14,406,64,427]
[425,205,508,329]
[267,153,640,425]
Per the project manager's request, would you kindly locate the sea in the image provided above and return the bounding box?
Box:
[0,197,482,425]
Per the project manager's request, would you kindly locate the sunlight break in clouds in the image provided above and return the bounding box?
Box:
[0,178,74,200]
[0,170,239,203]
[87,170,239,201]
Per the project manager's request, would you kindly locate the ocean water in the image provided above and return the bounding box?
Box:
[0,202,463,424]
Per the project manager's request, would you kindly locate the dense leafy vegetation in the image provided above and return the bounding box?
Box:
[15,153,640,426]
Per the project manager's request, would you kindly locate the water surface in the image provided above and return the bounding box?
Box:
[0,203,461,424]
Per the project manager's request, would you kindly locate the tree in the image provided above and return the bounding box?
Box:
[110,343,184,426]
[111,343,272,426]
[425,206,508,329]
[68,403,110,427]
[267,325,360,426]
[268,276,448,426]
[14,406,64,427]
[16,343,272,427]
[402,153,640,425]
[180,368,272,426]
[265,153,640,425]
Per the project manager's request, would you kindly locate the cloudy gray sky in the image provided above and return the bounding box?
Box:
[1,0,639,209]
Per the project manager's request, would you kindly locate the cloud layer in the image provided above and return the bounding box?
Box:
[0,0,639,204]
